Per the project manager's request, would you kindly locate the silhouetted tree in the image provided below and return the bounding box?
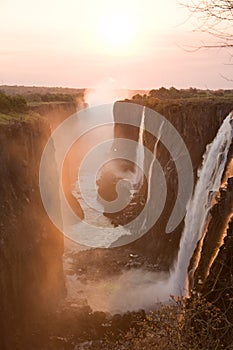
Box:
[187,0,233,46]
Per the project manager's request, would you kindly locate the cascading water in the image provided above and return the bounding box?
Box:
[64,107,233,313]
[147,120,164,202]
[171,113,233,297]
[133,107,145,188]
[67,104,148,248]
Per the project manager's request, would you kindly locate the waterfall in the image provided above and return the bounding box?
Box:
[171,113,233,297]
[134,107,145,188]
[147,120,164,202]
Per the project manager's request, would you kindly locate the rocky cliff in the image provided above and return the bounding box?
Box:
[0,116,65,349]
[200,217,233,346]
[31,101,77,131]
[193,178,233,290]
[102,99,233,268]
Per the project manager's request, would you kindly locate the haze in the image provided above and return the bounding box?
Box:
[0,0,232,89]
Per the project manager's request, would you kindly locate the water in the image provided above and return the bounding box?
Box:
[68,107,146,248]
[65,112,233,312]
[68,172,132,248]
[147,120,164,202]
[171,113,233,296]
[133,106,145,188]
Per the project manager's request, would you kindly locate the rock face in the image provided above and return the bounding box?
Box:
[193,177,233,290]
[202,218,233,328]
[102,99,233,268]
[34,101,84,220]
[0,117,65,349]
[1,97,232,348]
[31,101,77,131]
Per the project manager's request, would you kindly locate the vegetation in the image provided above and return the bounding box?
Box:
[97,208,233,350]
[186,0,233,80]
[32,220,233,349]
[0,91,27,114]
[127,87,233,111]
[98,295,232,350]
[132,87,233,101]
[187,0,233,45]
[0,91,39,124]
[0,89,85,123]
[25,92,76,103]
[0,85,85,105]
[1,85,232,348]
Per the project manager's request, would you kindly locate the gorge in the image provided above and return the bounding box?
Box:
[0,90,233,349]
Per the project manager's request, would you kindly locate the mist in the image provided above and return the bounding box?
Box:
[66,267,171,313]
[85,79,130,106]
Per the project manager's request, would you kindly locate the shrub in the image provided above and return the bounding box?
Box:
[0,92,27,113]
[99,296,232,350]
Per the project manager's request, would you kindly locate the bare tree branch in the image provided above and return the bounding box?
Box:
[184,0,233,46]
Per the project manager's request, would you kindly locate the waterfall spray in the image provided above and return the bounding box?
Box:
[63,107,233,313]
[171,113,233,297]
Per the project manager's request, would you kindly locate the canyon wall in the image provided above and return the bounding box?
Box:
[193,177,233,289]
[106,99,233,268]
[202,218,233,321]
[0,97,232,348]
[31,101,77,131]
[0,113,68,349]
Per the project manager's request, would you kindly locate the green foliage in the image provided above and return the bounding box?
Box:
[26,92,75,103]
[132,87,233,105]
[25,92,84,103]
[0,91,27,113]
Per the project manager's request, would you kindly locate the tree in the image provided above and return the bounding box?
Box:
[187,0,233,47]
[186,0,233,80]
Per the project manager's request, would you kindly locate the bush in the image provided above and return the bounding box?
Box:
[0,92,27,113]
[40,93,75,102]
[99,296,232,350]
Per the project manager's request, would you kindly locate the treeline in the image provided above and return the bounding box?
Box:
[0,91,27,113]
[131,87,233,105]
[0,85,85,97]
[0,91,85,115]
[26,93,76,103]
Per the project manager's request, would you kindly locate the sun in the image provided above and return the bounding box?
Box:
[101,15,134,45]
[98,14,136,52]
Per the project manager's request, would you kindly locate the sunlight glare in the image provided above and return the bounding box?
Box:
[98,13,137,53]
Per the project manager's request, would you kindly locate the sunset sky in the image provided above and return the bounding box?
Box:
[0,0,233,89]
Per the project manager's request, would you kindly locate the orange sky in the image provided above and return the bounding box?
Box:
[0,0,233,89]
